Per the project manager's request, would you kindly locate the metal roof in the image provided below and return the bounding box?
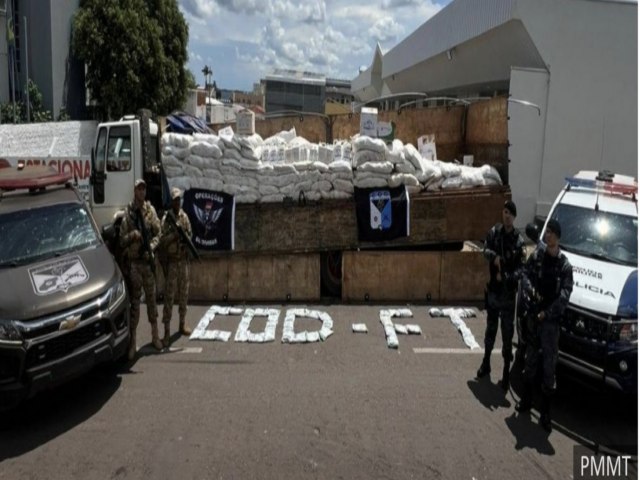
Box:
[383,0,518,78]
[351,0,552,100]
[265,69,326,86]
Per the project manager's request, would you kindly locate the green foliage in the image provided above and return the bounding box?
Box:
[185,68,197,90]
[0,79,53,123]
[72,0,189,120]
[0,102,22,123]
[57,107,71,121]
[27,79,53,122]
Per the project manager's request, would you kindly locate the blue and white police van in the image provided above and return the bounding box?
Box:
[525,170,637,393]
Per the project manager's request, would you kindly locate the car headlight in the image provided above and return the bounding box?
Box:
[0,320,23,345]
[619,321,638,343]
[108,277,127,310]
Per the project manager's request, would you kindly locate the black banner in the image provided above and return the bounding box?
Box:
[354,185,410,242]
[182,188,235,251]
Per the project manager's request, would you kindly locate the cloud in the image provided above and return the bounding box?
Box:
[369,17,404,43]
[271,0,327,24]
[185,0,449,89]
[182,0,326,22]
[181,0,220,18]
[332,5,387,23]
[216,0,269,14]
[380,0,422,8]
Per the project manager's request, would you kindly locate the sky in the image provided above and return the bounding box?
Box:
[180,0,450,92]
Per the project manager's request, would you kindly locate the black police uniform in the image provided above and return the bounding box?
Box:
[516,244,573,430]
[477,223,525,388]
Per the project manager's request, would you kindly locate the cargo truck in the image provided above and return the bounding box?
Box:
[88,108,511,303]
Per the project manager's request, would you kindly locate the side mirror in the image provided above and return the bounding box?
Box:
[525,223,540,243]
[101,223,116,244]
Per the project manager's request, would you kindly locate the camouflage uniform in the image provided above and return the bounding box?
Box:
[119,200,161,355]
[160,208,193,336]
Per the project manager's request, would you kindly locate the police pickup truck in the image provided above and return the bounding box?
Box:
[522,170,637,393]
[0,164,129,409]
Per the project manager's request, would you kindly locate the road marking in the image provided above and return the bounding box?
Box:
[413,348,501,354]
[169,347,203,354]
[139,346,203,354]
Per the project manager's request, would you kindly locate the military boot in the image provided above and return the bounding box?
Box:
[500,362,511,391]
[476,354,491,378]
[150,322,163,350]
[539,393,552,432]
[179,319,192,336]
[128,329,137,361]
[127,323,138,361]
[515,381,533,413]
[162,322,171,348]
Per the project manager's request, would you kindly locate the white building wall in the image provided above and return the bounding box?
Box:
[508,67,549,228]
[515,0,637,215]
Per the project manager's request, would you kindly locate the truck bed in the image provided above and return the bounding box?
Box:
[211,185,510,255]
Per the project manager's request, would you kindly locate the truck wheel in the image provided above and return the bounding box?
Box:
[321,251,342,297]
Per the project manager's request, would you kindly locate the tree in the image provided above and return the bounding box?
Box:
[27,79,53,122]
[0,79,52,123]
[185,68,197,90]
[72,0,189,119]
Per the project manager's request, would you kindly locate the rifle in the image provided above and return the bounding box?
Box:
[167,210,200,261]
[135,207,156,277]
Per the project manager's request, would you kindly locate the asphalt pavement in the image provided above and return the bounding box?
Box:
[0,303,637,480]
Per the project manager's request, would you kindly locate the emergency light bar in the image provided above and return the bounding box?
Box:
[0,165,72,191]
[565,176,637,196]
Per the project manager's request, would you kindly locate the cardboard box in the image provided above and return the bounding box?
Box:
[418,134,437,160]
[236,110,255,135]
[360,107,378,137]
[377,121,395,143]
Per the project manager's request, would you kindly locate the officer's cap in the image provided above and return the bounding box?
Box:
[171,187,182,200]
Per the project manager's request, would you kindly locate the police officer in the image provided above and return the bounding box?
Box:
[160,187,193,347]
[119,179,163,359]
[515,219,573,432]
[477,200,525,391]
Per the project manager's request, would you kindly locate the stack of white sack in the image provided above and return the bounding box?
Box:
[386,140,423,195]
[351,135,391,189]
[163,129,504,204]
[325,140,354,198]
[423,159,502,191]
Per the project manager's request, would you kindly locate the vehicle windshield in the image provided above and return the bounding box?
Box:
[0,203,100,266]
[549,203,638,266]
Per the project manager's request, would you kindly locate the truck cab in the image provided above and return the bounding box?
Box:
[523,170,638,393]
[89,110,166,228]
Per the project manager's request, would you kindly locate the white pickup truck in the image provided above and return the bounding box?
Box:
[522,170,637,393]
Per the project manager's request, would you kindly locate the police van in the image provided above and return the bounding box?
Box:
[0,164,129,409]
[524,170,637,393]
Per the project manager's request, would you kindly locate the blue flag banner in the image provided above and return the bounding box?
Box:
[354,185,410,242]
[182,188,235,251]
